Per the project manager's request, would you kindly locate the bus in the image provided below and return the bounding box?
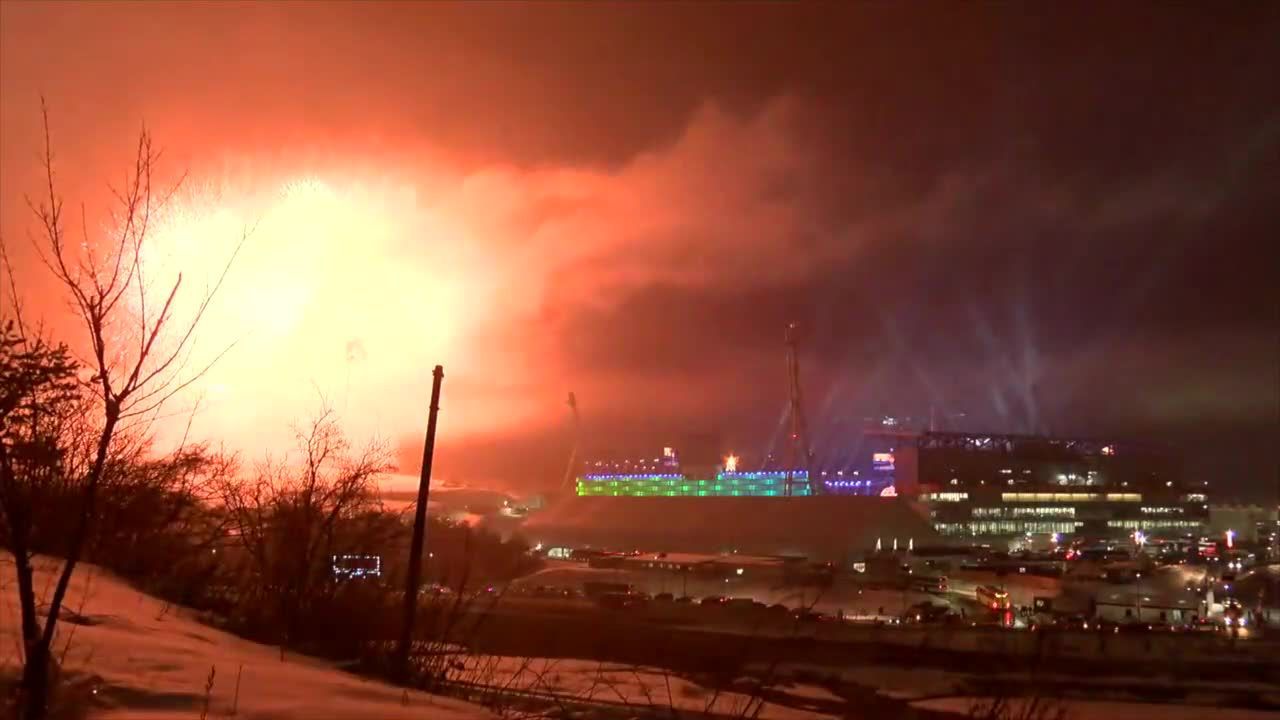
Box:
[976,585,1011,610]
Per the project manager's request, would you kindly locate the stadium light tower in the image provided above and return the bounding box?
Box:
[782,322,816,496]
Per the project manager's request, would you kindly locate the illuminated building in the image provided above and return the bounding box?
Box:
[906,431,1206,539]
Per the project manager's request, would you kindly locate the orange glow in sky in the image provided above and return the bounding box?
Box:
[4,98,841,487]
[137,173,524,461]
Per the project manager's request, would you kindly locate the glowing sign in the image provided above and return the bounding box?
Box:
[873,452,895,470]
[880,485,898,498]
[663,447,676,458]
[724,453,739,472]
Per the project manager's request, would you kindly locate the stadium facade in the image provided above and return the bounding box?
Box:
[560,429,1205,550]
[575,438,900,498]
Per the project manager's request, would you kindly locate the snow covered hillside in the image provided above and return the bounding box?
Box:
[0,556,493,719]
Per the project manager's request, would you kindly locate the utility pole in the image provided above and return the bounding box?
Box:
[396,365,444,683]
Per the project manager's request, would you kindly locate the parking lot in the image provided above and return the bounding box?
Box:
[500,556,1277,637]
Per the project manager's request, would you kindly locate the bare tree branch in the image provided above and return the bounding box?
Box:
[2,102,244,720]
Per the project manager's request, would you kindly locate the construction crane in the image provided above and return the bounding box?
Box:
[782,322,816,496]
[559,391,581,494]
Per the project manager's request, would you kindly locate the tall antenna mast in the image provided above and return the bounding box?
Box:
[559,392,581,494]
[782,322,815,496]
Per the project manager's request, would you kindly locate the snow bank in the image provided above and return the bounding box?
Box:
[0,556,493,719]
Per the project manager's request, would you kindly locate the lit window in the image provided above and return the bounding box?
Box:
[1104,493,1142,502]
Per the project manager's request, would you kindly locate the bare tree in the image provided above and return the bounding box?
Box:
[1,103,241,719]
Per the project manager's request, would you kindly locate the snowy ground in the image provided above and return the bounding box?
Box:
[0,556,493,719]
[450,656,842,720]
[452,655,1280,720]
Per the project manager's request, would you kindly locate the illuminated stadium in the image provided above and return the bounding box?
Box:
[524,438,925,560]
[538,428,1206,558]
[573,439,901,499]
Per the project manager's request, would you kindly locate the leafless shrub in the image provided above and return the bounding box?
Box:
[216,405,391,651]
[967,685,1069,720]
[229,663,242,717]
[199,665,216,720]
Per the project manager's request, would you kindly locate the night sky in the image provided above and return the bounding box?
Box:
[2,4,1277,499]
